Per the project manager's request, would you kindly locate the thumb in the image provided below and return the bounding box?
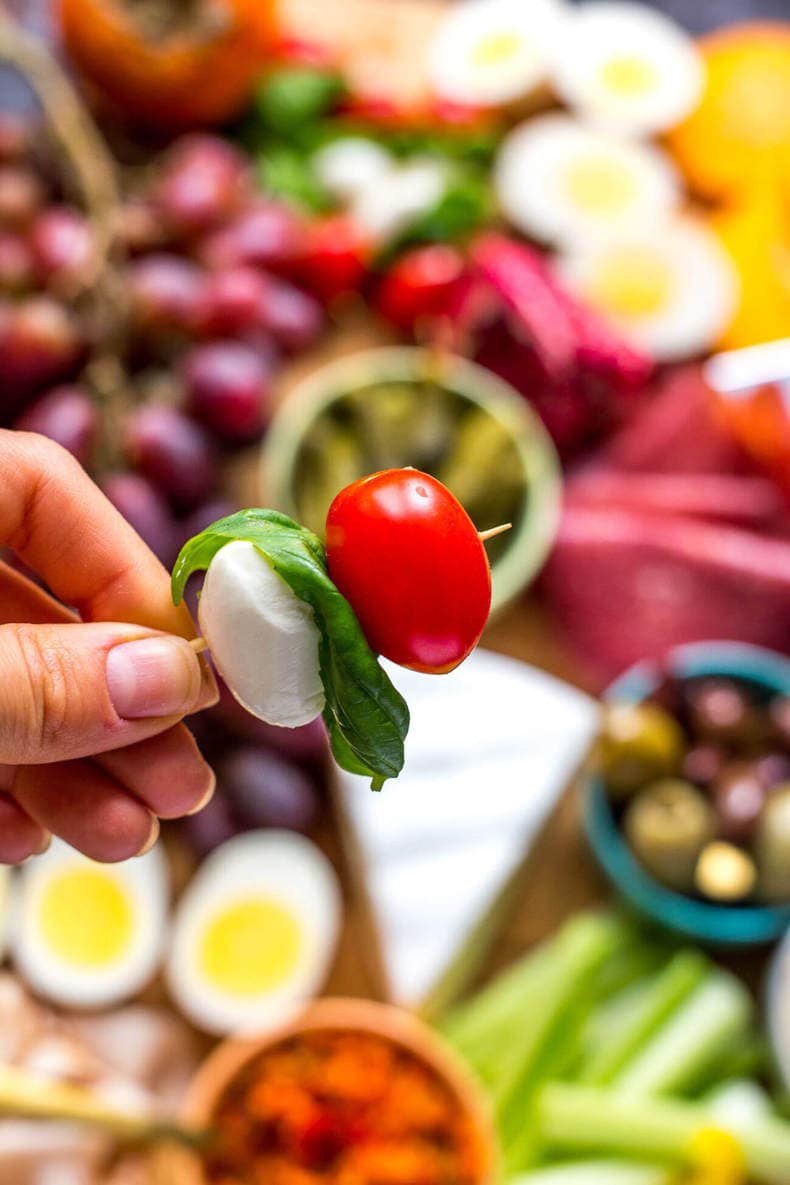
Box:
[0,622,216,765]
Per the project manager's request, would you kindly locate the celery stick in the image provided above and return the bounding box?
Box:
[538,1083,790,1184]
[440,942,556,1058]
[511,1161,672,1185]
[580,951,707,1085]
[494,915,622,1158]
[611,972,752,1097]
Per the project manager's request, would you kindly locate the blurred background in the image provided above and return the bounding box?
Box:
[1,1,790,1183]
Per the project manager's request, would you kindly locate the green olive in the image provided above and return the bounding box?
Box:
[598,703,685,798]
[623,778,715,894]
[755,784,790,904]
[695,840,757,902]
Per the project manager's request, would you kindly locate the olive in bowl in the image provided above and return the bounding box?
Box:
[586,642,790,945]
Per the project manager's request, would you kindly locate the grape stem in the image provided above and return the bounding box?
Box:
[0,10,122,300]
[0,10,131,469]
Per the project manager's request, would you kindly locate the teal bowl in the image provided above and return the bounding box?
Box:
[584,641,790,946]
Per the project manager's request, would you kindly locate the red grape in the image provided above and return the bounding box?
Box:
[0,230,33,293]
[30,206,94,290]
[257,279,323,353]
[117,198,167,256]
[197,200,302,273]
[0,296,82,399]
[128,253,204,337]
[214,677,328,764]
[0,165,44,228]
[195,265,268,337]
[179,791,241,859]
[0,115,29,164]
[101,472,177,565]
[220,746,319,833]
[16,385,98,466]
[125,404,218,509]
[177,497,239,547]
[182,340,270,443]
[156,135,247,238]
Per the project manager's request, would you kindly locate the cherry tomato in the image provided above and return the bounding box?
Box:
[298,214,371,303]
[325,469,491,674]
[376,244,465,332]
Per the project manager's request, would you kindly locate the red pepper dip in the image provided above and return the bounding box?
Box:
[204,1027,487,1185]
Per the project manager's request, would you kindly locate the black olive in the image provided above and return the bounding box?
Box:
[686,678,758,746]
[712,762,767,844]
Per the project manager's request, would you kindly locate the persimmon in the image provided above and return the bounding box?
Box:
[667,23,790,201]
[60,0,278,129]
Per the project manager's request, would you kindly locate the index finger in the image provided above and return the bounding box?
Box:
[0,431,194,636]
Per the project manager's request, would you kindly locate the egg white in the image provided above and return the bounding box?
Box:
[551,1,704,137]
[557,219,740,361]
[165,831,341,1036]
[428,0,569,108]
[495,113,680,246]
[12,840,168,1009]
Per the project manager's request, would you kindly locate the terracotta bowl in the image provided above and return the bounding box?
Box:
[157,997,499,1185]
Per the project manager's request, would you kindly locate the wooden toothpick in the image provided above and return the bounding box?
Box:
[478,523,512,542]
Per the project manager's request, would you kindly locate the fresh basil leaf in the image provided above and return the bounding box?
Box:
[257,148,331,213]
[172,509,409,791]
[256,68,345,135]
[380,168,492,263]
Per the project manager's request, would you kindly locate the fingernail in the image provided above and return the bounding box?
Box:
[136,817,160,857]
[33,832,51,856]
[185,769,216,816]
[107,636,202,720]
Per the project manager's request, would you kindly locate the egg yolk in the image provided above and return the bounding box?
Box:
[38,869,133,967]
[199,897,302,997]
[563,154,638,217]
[471,31,524,67]
[588,247,675,318]
[599,54,658,98]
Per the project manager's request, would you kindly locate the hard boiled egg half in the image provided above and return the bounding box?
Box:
[166,831,341,1035]
[495,114,680,247]
[12,841,167,1009]
[427,0,568,110]
[551,2,704,137]
[557,219,740,361]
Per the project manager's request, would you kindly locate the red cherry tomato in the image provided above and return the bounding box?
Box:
[325,469,491,674]
[298,214,371,303]
[376,244,466,332]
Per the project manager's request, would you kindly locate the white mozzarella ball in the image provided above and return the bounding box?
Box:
[313,138,395,205]
[198,540,325,729]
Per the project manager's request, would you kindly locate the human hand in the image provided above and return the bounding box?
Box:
[0,430,218,864]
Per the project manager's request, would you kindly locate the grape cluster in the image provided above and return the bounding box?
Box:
[181,675,329,859]
[0,120,332,850]
[1,125,326,568]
